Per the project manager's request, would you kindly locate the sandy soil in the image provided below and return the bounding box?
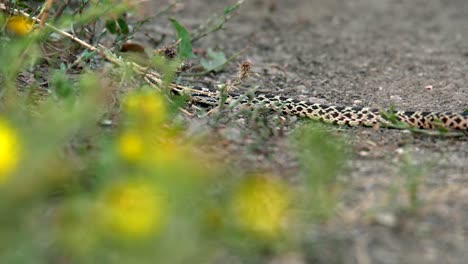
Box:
[141,0,468,263]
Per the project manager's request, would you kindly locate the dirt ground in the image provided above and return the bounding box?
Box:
[142,0,468,263]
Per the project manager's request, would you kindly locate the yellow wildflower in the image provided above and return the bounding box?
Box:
[6,16,34,36]
[117,130,145,162]
[232,176,291,238]
[123,91,166,124]
[0,120,21,184]
[98,181,166,239]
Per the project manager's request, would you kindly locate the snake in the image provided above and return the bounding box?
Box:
[172,84,468,132]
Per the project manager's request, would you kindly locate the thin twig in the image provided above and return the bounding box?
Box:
[191,0,244,43]
[38,0,54,29]
[53,0,71,21]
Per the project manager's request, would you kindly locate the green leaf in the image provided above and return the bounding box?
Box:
[51,70,74,98]
[105,17,129,35]
[169,18,195,59]
[200,48,227,72]
[224,2,241,15]
[82,50,97,61]
[116,17,129,35]
[105,19,117,34]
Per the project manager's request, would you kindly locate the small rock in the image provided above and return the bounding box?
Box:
[374,212,397,227]
[307,97,328,104]
[359,151,370,157]
[424,85,433,90]
[99,119,113,126]
[297,85,307,93]
[353,99,363,106]
[396,148,405,154]
[390,95,402,101]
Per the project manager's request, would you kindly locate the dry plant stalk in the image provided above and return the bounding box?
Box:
[38,0,55,28]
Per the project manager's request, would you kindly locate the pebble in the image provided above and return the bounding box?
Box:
[353,99,363,106]
[425,85,433,90]
[374,212,397,227]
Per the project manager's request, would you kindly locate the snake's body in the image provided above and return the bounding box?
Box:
[173,85,468,132]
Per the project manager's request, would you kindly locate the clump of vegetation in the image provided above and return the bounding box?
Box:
[0,1,349,263]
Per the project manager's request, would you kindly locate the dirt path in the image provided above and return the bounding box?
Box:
[147,0,468,263]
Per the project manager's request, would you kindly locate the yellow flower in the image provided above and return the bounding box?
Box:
[232,176,291,238]
[123,91,166,124]
[0,120,21,183]
[117,130,145,162]
[6,16,34,36]
[98,181,166,239]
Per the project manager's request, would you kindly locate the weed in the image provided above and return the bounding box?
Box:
[399,153,427,212]
[291,123,348,221]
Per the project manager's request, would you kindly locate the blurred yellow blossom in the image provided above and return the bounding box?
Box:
[98,181,166,239]
[0,119,21,184]
[123,91,166,124]
[232,176,291,238]
[6,16,34,36]
[117,130,145,162]
[117,128,192,167]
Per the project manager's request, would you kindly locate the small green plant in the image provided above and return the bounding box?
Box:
[399,154,427,212]
[291,123,348,221]
[200,48,228,72]
[191,0,244,43]
[381,151,428,217]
